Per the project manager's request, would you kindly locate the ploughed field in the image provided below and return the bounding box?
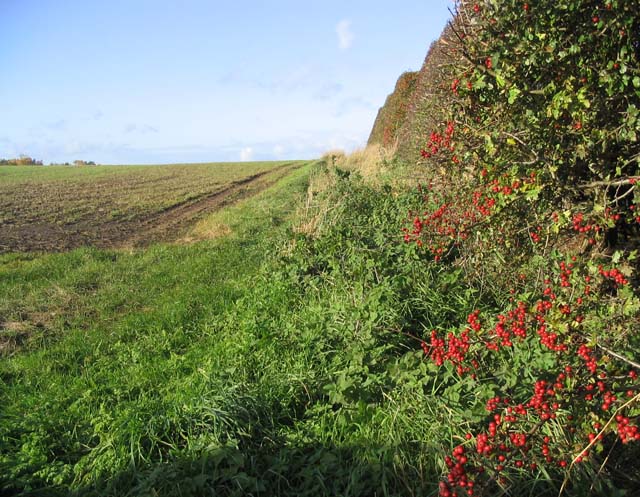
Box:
[0,161,300,253]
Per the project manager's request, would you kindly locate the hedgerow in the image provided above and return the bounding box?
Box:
[396,0,640,495]
[368,71,420,147]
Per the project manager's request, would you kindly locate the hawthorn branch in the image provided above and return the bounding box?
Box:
[580,177,640,189]
[384,326,426,345]
[611,186,636,205]
[558,391,640,497]
[502,132,545,165]
[596,343,640,370]
[445,16,546,97]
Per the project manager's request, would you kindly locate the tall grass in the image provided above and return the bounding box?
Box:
[322,143,398,185]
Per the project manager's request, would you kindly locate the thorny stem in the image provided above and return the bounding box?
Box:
[558,391,640,497]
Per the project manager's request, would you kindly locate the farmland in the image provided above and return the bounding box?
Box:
[2,0,640,494]
[1,162,339,496]
[0,161,299,253]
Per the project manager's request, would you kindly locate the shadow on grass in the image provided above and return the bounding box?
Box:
[8,440,434,497]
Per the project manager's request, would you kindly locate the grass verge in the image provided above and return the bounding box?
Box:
[3,157,631,496]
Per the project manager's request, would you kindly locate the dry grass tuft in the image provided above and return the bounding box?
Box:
[335,142,398,185]
[293,165,341,237]
[183,220,233,243]
[321,149,346,165]
[294,143,398,238]
[0,317,47,356]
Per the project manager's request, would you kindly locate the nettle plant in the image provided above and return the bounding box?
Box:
[404,0,640,494]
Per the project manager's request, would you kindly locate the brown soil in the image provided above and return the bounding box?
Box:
[0,163,300,253]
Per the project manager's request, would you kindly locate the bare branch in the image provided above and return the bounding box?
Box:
[580,177,639,189]
[596,343,640,370]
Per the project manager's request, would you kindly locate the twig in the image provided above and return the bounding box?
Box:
[589,438,617,494]
[384,326,426,344]
[558,391,640,497]
[580,177,639,189]
[610,184,636,204]
[502,132,544,165]
[596,343,640,370]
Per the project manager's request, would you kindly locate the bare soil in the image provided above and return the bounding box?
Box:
[0,163,299,253]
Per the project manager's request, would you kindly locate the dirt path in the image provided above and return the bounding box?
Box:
[0,163,301,253]
[124,162,299,247]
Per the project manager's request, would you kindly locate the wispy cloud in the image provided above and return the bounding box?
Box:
[336,20,354,50]
[314,82,343,101]
[64,140,98,155]
[240,146,254,161]
[124,123,159,134]
[44,119,67,131]
[334,96,375,117]
[218,65,316,95]
[4,132,369,165]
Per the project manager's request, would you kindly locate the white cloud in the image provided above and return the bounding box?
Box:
[336,20,354,50]
[240,146,254,161]
[273,145,285,157]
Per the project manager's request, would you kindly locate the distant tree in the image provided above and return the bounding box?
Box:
[73,159,97,166]
[0,155,43,166]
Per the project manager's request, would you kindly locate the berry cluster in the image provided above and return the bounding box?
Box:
[598,266,629,287]
[424,329,472,376]
[427,255,640,495]
[420,121,456,160]
[402,167,537,262]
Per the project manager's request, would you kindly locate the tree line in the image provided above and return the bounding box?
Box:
[0,156,97,166]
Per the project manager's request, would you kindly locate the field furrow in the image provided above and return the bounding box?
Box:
[0,161,301,253]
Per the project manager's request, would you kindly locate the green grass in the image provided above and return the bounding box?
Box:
[0,163,314,493]
[1,162,471,496]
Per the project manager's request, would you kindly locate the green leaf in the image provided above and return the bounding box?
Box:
[525,186,541,201]
[577,88,591,109]
[508,87,522,104]
[612,250,623,264]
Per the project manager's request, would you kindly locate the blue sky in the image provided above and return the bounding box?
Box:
[0,0,453,164]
